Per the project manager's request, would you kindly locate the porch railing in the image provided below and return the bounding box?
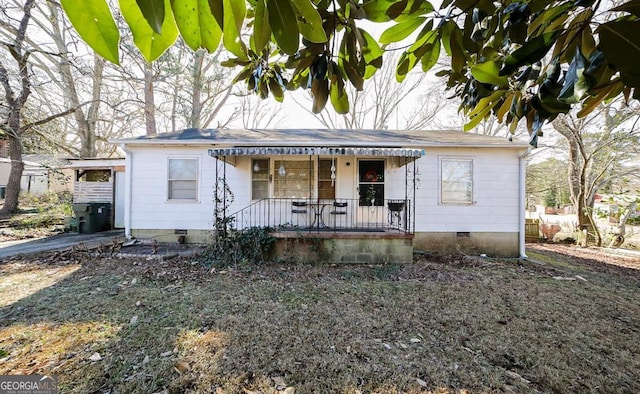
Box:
[226,198,413,234]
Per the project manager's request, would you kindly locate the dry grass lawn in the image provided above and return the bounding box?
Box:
[0,245,639,393]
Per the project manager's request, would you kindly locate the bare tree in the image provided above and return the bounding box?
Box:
[552,102,640,246]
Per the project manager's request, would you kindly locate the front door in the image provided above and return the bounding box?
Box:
[357,159,385,228]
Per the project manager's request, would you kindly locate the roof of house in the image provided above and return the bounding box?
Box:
[112,128,530,150]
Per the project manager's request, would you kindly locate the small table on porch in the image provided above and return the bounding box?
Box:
[308,202,330,230]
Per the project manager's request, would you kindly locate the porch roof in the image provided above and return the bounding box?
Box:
[208,146,424,158]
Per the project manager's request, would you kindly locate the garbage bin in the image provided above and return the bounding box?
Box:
[0,186,5,199]
[72,202,112,233]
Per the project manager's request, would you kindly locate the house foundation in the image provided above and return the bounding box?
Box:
[273,231,414,264]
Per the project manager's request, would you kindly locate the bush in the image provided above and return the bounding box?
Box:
[201,226,276,268]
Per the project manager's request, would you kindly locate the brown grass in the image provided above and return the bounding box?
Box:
[0,246,639,393]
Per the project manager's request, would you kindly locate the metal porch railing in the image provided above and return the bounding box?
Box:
[226,198,413,234]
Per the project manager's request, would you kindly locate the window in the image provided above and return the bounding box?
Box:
[358,160,384,206]
[78,169,111,182]
[274,160,314,199]
[251,159,269,199]
[168,158,198,200]
[318,159,336,199]
[441,158,473,204]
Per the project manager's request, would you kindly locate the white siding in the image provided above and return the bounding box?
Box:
[128,146,523,234]
[412,147,521,233]
[129,146,248,231]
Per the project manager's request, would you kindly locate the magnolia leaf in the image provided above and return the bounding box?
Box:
[135,0,164,34]
[394,0,435,22]
[362,0,402,22]
[251,0,271,53]
[396,51,419,82]
[268,78,285,102]
[292,0,327,43]
[223,0,247,58]
[448,24,466,73]
[598,20,640,88]
[380,17,426,44]
[60,0,120,64]
[120,0,178,62]
[496,92,515,122]
[267,0,300,54]
[172,0,223,52]
[558,48,589,104]
[471,61,508,86]
[358,28,384,77]
[466,90,505,118]
[420,39,440,71]
[311,78,329,113]
[500,32,558,76]
[330,76,350,114]
[577,81,622,118]
[464,103,493,131]
[208,0,224,27]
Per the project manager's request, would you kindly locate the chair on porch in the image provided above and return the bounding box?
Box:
[291,201,309,228]
[330,201,348,228]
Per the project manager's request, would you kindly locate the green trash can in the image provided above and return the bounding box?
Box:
[72,202,112,233]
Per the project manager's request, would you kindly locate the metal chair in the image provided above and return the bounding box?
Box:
[291,201,309,228]
[330,201,348,228]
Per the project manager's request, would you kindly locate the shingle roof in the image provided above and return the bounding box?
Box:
[112,128,529,149]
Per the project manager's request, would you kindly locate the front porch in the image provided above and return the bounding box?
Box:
[226,197,414,234]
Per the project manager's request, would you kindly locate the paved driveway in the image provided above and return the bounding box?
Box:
[0,230,125,259]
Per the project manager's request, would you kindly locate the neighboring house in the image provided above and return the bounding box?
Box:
[0,155,72,197]
[113,128,530,261]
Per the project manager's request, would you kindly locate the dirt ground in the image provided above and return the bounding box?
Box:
[0,243,638,393]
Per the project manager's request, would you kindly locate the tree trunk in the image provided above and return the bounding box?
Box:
[189,49,205,129]
[144,62,157,136]
[49,2,103,157]
[0,0,35,214]
[1,126,25,215]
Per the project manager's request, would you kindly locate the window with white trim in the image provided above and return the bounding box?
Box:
[274,160,314,199]
[440,158,473,204]
[168,158,198,200]
[251,159,269,200]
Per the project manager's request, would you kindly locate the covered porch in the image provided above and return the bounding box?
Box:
[209,146,422,236]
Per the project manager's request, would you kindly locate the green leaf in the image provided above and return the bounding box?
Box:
[380,17,426,44]
[223,0,248,58]
[171,0,223,52]
[251,0,271,53]
[420,38,440,71]
[466,90,504,118]
[60,0,120,64]
[267,0,300,55]
[448,23,466,73]
[357,28,384,76]
[557,48,589,104]
[394,0,435,22]
[499,32,558,76]
[135,0,165,34]
[330,74,350,114]
[471,61,508,86]
[311,78,329,113]
[362,0,402,22]
[598,20,640,88]
[120,0,178,62]
[292,0,327,43]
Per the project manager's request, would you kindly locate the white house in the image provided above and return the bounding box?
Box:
[113,128,530,261]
